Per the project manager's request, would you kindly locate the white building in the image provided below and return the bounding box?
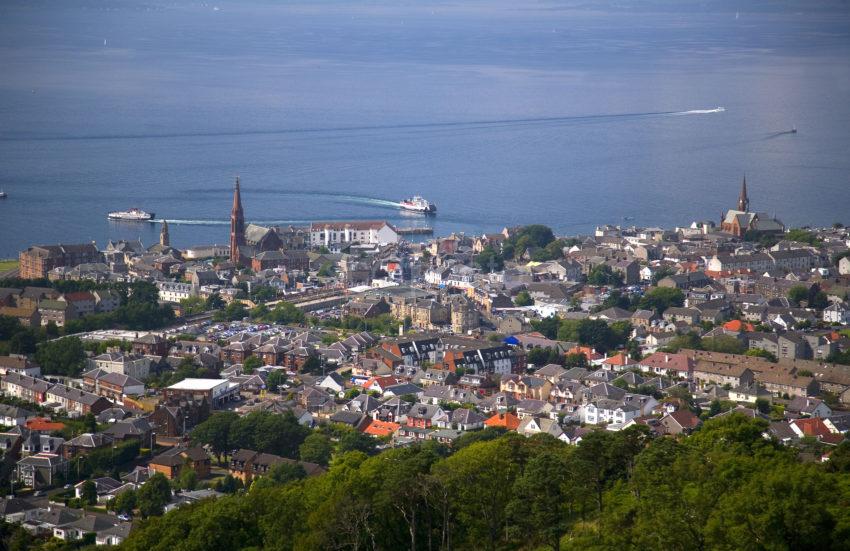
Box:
[309,221,399,247]
[183,244,231,260]
[157,281,196,303]
[824,302,850,325]
[581,399,640,425]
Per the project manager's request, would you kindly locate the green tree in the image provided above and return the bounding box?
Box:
[706,463,838,550]
[266,370,286,393]
[785,228,821,246]
[563,352,588,367]
[507,447,575,551]
[267,462,307,485]
[300,356,322,374]
[214,474,243,494]
[514,290,533,307]
[335,426,377,456]
[112,489,137,515]
[263,301,305,325]
[228,411,310,459]
[638,286,685,314]
[81,479,98,505]
[527,347,563,367]
[558,318,629,353]
[587,264,624,286]
[299,433,333,467]
[82,412,97,433]
[650,266,677,285]
[191,411,239,463]
[137,472,172,518]
[214,301,248,322]
[702,335,746,354]
[475,246,504,273]
[660,331,702,352]
[242,355,262,373]
[317,262,335,277]
[432,436,524,551]
[205,293,225,310]
[531,315,561,340]
[788,285,809,307]
[179,296,207,316]
[177,467,198,491]
[35,337,85,377]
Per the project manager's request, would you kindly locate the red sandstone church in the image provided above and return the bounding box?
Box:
[719,176,784,238]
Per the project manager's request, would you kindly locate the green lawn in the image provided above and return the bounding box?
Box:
[0,259,19,272]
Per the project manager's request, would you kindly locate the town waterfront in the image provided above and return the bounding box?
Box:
[1,0,850,256]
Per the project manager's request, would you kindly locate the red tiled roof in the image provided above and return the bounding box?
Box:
[484,412,520,430]
[363,376,399,390]
[603,353,635,366]
[639,351,693,372]
[63,291,96,302]
[792,417,833,438]
[568,346,602,360]
[722,320,755,332]
[362,418,399,437]
[25,417,66,432]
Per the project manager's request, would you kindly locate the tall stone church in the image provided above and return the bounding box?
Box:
[229,177,284,265]
[720,176,784,238]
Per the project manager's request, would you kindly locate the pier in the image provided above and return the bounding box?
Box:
[396,226,434,235]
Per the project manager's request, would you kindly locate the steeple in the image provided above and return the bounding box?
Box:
[230,176,246,265]
[159,219,170,247]
[737,175,750,212]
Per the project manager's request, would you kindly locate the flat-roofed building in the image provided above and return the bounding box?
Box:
[162,378,239,408]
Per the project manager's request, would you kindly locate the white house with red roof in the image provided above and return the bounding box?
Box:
[600,352,637,372]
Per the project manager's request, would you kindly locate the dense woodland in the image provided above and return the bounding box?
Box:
[59,415,846,551]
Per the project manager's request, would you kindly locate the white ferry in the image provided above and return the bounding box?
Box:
[399,196,436,214]
[108,208,155,221]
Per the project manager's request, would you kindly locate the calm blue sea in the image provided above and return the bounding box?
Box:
[1,0,849,257]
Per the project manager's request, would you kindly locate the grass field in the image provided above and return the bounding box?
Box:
[0,259,19,272]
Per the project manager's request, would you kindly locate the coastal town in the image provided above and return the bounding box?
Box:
[1,176,850,548]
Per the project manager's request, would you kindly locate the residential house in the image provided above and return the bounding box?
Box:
[229,449,325,484]
[659,410,702,435]
[786,396,832,418]
[0,372,50,404]
[89,352,152,381]
[16,452,68,489]
[148,445,210,480]
[45,385,112,416]
[406,403,449,429]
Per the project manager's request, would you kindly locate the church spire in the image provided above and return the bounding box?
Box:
[737,175,749,212]
[230,176,245,265]
[159,219,170,247]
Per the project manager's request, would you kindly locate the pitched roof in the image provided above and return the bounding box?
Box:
[484,412,520,430]
[362,418,400,437]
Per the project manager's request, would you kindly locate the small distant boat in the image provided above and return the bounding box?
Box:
[399,196,436,214]
[108,208,155,221]
[790,126,797,134]
[0,190,7,199]
[623,216,635,221]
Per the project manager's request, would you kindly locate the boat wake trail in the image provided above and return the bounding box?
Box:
[177,188,403,210]
[3,108,727,142]
[669,107,726,116]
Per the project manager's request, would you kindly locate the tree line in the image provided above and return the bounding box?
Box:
[117,414,850,551]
